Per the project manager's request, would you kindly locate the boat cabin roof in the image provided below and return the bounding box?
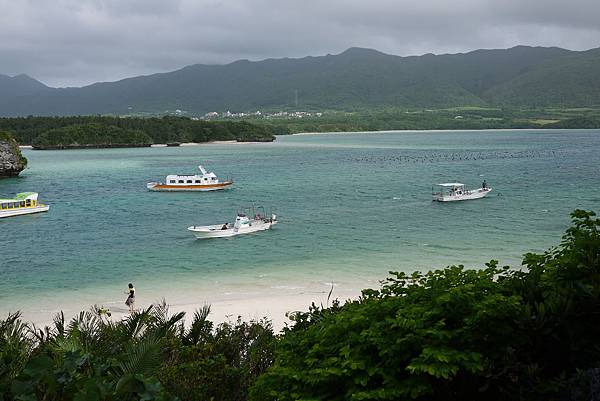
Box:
[0,192,38,202]
[166,172,217,179]
[163,165,218,180]
[438,183,464,187]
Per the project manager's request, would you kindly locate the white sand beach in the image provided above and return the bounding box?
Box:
[10,284,365,333]
[180,140,269,146]
[150,141,268,147]
[128,289,360,331]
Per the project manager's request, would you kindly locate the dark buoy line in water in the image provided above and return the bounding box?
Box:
[349,149,568,164]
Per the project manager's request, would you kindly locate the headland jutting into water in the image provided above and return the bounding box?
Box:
[0,131,27,177]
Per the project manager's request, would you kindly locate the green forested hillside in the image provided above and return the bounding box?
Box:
[482,48,600,107]
[0,73,49,97]
[0,46,599,116]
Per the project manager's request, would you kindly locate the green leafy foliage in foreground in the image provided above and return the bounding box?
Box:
[1,210,600,400]
[0,116,279,147]
[0,304,275,401]
[251,210,600,400]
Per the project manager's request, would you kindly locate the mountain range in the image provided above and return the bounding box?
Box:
[1,45,599,116]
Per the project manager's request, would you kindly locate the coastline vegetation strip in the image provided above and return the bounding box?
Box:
[32,124,153,149]
[0,116,281,148]
[254,106,600,134]
[2,106,600,149]
[1,210,599,400]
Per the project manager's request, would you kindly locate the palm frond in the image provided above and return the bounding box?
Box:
[185,305,213,345]
[0,311,22,332]
[52,335,82,354]
[156,311,186,338]
[151,298,170,325]
[0,311,32,348]
[0,312,34,382]
[118,335,162,377]
[27,323,53,345]
[67,311,103,351]
[53,311,66,338]
[119,305,154,339]
[144,299,185,338]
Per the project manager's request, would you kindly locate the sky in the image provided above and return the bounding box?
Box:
[1,0,599,87]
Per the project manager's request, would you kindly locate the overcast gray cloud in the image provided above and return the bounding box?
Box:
[0,0,599,87]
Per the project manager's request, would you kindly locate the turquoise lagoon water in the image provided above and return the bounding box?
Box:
[1,130,599,318]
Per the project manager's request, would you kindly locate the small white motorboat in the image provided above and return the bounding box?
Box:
[432,182,492,202]
[147,165,233,192]
[188,207,277,239]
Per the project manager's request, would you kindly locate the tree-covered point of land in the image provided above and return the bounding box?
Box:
[1,210,599,400]
[32,124,154,149]
[0,116,279,147]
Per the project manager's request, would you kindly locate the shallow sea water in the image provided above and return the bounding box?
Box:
[1,130,599,318]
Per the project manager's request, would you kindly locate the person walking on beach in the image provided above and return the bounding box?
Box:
[125,283,135,312]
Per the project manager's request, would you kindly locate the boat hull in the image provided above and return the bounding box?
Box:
[188,220,277,239]
[147,181,233,192]
[433,188,492,202]
[0,205,50,218]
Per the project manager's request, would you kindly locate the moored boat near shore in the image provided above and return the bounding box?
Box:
[0,192,49,218]
[432,182,492,202]
[147,165,233,192]
[188,207,277,239]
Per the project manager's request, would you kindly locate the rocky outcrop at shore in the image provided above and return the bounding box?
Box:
[0,132,27,178]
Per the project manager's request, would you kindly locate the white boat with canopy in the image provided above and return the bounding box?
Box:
[188,207,277,239]
[0,192,49,218]
[432,182,492,202]
[147,165,233,192]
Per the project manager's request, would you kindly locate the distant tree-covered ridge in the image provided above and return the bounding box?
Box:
[1,210,599,400]
[0,116,279,148]
[1,46,600,116]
